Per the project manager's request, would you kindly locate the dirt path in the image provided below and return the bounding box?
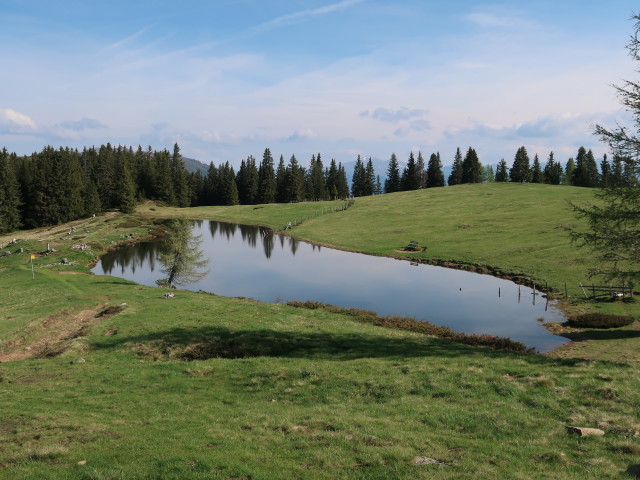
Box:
[0,305,112,362]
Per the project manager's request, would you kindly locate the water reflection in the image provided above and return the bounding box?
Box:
[93,220,568,352]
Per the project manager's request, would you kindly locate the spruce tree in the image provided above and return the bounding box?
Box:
[401,152,420,190]
[564,158,575,185]
[531,154,543,183]
[203,162,219,205]
[153,149,176,205]
[0,148,22,233]
[336,163,350,199]
[495,159,509,182]
[484,165,495,182]
[113,153,137,214]
[461,147,482,183]
[237,156,259,204]
[572,148,600,187]
[416,151,427,188]
[351,155,365,197]
[308,153,326,200]
[364,158,375,195]
[600,154,612,188]
[258,148,276,204]
[385,153,401,193]
[275,154,287,203]
[426,152,445,188]
[448,148,463,186]
[171,143,190,207]
[510,146,531,182]
[285,155,305,202]
[326,159,340,200]
[543,152,562,185]
[219,162,239,206]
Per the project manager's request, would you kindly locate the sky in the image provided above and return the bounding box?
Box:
[0,0,638,168]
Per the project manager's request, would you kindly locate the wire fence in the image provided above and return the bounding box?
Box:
[282,198,355,230]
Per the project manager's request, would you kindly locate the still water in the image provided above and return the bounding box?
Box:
[92,220,568,352]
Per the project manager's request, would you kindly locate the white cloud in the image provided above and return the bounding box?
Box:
[258,0,365,30]
[286,129,318,142]
[0,108,37,133]
[56,118,107,131]
[361,107,429,123]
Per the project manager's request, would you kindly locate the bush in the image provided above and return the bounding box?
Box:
[567,313,635,329]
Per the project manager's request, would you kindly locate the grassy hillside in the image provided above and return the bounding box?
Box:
[0,184,639,479]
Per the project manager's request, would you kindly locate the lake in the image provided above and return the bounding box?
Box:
[92,220,568,352]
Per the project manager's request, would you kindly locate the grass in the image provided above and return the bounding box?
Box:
[0,184,639,478]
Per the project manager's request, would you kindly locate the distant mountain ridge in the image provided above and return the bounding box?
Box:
[182,157,209,175]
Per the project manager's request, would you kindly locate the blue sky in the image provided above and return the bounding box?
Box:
[0,0,637,167]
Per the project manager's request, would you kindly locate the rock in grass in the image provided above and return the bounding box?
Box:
[77,460,87,465]
[412,456,448,466]
[566,426,605,437]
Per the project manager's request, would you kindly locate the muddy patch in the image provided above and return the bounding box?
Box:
[0,303,124,362]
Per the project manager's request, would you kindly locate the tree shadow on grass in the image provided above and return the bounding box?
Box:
[90,325,588,366]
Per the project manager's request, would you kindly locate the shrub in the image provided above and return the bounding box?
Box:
[567,313,635,329]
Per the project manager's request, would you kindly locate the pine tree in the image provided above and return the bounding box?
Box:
[364,158,375,195]
[219,162,239,206]
[336,163,350,199]
[484,165,495,182]
[416,151,427,188]
[385,153,401,193]
[448,148,463,186]
[236,156,259,205]
[572,147,600,187]
[113,152,137,214]
[258,148,276,204]
[563,158,575,185]
[188,171,205,206]
[426,152,445,188]
[171,143,190,207]
[461,147,482,183]
[530,154,543,183]
[0,148,22,233]
[495,159,509,182]
[82,178,102,217]
[275,154,287,203]
[611,155,624,186]
[285,155,305,202]
[510,146,531,182]
[203,162,219,205]
[326,159,340,200]
[308,153,326,200]
[351,155,365,197]
[374,175,383,195]
[401,152,420,190]
[543,152,562,185]
[153,149,176,205]
[600,154,612,188]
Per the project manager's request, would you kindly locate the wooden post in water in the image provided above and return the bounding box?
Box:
[498,287,501,298]
[564,282,568,298]
[533,283,536,305]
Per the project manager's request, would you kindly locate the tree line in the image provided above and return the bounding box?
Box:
[0,141,628,234]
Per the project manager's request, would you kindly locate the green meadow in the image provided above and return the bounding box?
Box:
[1,183,639,479]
